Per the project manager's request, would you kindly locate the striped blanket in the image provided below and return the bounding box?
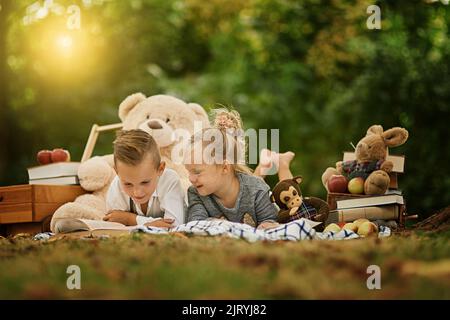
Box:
[34,218,391,242]
[131,218,391,242]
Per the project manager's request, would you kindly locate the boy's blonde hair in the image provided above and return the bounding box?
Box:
[113,129,161,168]
[187,107,253,175]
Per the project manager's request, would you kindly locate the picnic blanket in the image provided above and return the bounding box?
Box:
[34,218,391,242]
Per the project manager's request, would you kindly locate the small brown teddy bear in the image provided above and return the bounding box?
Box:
[271,176,329,229]
[322,125,409,195]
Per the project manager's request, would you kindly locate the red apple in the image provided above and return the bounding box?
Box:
[337,222,347,228]
[50,148,71,163]
[348,177,365,194]
[37,150,52,165]
[327,174,348,193]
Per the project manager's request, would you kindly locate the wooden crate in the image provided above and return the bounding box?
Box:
[0,184,86,236]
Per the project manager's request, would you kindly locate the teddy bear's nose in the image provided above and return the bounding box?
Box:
[147,120,163,130]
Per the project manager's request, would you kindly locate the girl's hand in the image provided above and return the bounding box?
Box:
[257,221,280,230]
[103,210,137,226]
[144,218,174,228]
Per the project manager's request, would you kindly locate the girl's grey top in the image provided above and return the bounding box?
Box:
[187,173,278,225]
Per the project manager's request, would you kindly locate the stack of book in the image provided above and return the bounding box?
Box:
[326,193,404,225]
[27,162,80,185]
[325,152,408,226]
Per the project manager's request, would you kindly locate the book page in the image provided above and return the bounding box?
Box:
[77,219,137,231]
[303,218,323,228]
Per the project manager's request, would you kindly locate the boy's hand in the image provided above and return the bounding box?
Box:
[257,221,280,230]
[103,211,137,226]
[144,218,174,228]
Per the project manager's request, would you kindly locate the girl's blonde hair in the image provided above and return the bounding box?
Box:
[186,107,253,175]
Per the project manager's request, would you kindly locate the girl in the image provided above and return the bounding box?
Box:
[184,108,282,229]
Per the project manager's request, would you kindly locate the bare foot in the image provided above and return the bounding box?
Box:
[255,149,277,177]
[255,150,296,180]
[259,148,273,168]
[274,151,295,181]
[278,151,295,168]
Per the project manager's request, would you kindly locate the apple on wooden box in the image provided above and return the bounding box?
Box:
[327,174,348,193]
[348,177,365,194]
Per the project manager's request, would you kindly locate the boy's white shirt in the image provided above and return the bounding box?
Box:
[106,168,186,226]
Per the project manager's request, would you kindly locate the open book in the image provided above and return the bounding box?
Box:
[54,218,139,236]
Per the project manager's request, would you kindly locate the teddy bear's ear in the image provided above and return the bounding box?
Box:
[118,93,146,122]
[382,127,409,147]
[188,103,209,123]
[366,125,384,136]
[293,176,303,185]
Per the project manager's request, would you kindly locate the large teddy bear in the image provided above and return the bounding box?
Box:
[50,94,209,232]
[321,125,409,195]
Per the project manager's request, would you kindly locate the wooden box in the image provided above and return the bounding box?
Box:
[0,184,86,236]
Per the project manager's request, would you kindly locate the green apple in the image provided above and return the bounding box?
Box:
[348,177,365,194]
[357,221,378,237]
[353,218,370,229]
[343,222,358,232]
[324,223,341,233]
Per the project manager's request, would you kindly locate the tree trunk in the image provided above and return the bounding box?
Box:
[0,0,11,183]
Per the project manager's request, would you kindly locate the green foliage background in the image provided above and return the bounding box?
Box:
[0,0,449,219]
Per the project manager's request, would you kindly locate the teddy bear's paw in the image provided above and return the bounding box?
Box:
[50,202,104,233]
[380,160,394,173]
[52,202,104,220]
[321,167,340,189]
[78,157,115,191]
[364,170,390,195]
[73,194,107,210]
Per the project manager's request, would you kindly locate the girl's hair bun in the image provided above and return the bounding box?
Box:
[211,107,243,131]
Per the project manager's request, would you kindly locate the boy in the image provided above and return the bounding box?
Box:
[104,129,186,228]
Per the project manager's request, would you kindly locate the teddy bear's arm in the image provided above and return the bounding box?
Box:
[380,160,394,173]
[335,161,344,174]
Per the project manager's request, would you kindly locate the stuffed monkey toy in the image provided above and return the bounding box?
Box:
[271,176,329,230]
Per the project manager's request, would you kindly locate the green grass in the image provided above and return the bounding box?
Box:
[0,231,449,299]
